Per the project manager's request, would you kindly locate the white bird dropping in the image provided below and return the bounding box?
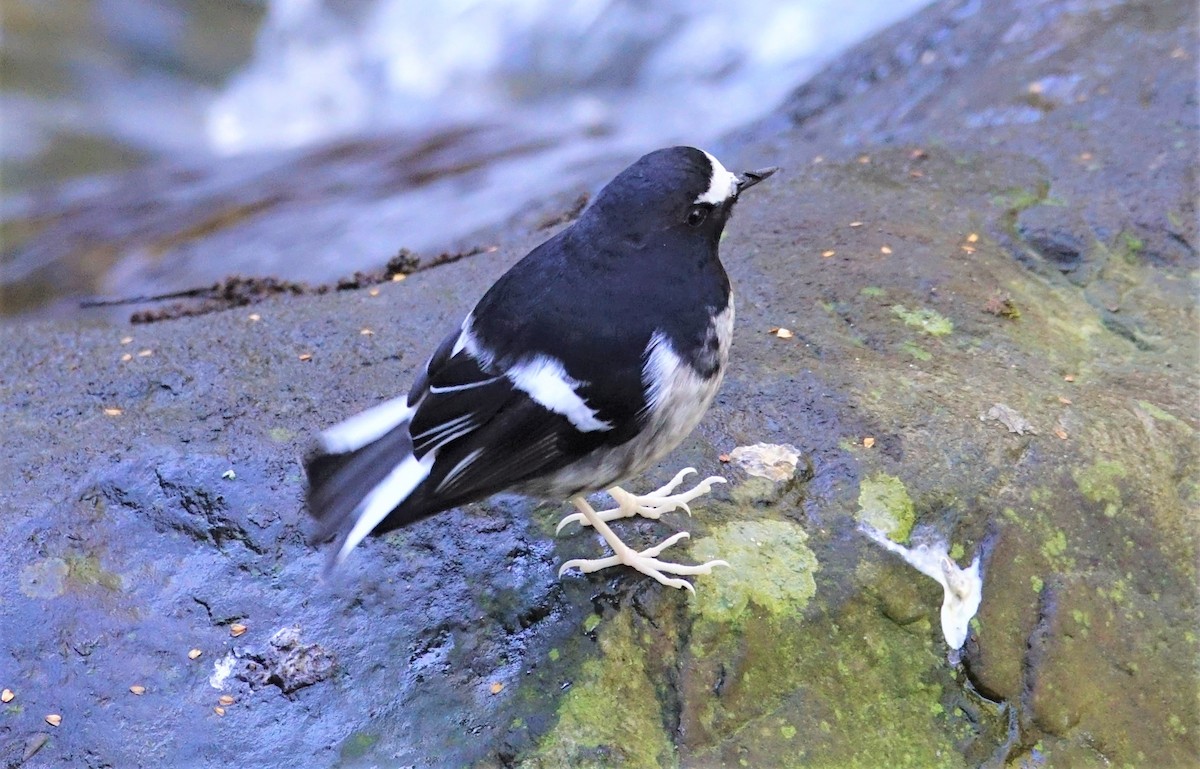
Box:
[859,523,983,650]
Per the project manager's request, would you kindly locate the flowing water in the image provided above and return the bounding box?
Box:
[1,0,932,318]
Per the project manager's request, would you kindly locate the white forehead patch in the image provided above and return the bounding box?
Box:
[694,150,740,205]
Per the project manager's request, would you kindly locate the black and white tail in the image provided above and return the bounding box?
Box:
[305,394,433,569]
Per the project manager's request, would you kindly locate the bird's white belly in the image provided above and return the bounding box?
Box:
[523,299,733,497]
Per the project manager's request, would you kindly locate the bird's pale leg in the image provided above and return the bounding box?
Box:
[558,497,729,592]
[554,468,726,533]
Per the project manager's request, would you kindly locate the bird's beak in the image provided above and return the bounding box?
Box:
[735,166,779,195]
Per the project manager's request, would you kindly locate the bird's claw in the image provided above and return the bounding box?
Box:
[555,513,585,534]
[555,466,729,591]
[558,530,730,592]
[554,469,727,533]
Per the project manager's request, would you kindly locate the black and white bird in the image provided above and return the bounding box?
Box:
[306,146,776,591]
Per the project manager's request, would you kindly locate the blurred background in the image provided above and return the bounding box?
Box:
[0,0,931,318]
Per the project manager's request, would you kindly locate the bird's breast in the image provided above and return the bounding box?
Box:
[514,298,734,499]
[632,297,734,468]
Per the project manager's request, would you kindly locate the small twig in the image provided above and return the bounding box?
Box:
[79,284,222,308]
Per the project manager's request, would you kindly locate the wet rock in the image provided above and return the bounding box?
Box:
[962,530,1036,702]
[85,449,276,555]
[1015,204,1090,275]
[0,0,1196,767]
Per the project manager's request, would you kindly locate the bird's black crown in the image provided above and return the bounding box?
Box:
[585,146,744,247]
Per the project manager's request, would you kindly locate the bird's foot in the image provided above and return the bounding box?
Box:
[554,468,725,533]
[557,496,729,592]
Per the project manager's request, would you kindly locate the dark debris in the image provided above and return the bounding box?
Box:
[233,626,336,695]
[536,193,590,230]
[108,244,494,324]
[102,187,587,324]
[983,292,1021,320]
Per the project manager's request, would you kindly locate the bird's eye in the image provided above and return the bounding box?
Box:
[686,206,709,227]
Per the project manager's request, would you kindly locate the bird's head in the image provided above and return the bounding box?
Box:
[584,146,777,249]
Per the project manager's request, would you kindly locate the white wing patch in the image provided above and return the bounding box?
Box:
[694,150,740,205]
[336,450,437,565]
[321,395,412,454]
[507,355,611,433]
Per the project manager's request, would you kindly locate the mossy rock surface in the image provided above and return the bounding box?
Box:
[0,0,1196,766]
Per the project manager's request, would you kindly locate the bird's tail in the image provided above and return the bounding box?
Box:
[305,395,434,570]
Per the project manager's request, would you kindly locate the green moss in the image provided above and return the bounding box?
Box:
[1029,487,1052,505]
[583,614,601,633]
[991,187,1043,211]
[860,286,886,298]
[524,612,673,769]
[689,520,818,626]
[1074,460,1127,518]
[729,477,784,507]
[856,474,916,543]
[65,553,122,591]
[685,594,964,768]
[891,305,953,336]
[1137,400,1189,430]
[548,648,560,662]
[339,731,379,760]
[1101,578,1129,605]
[530,502,569,537]
[1120,231,1145,261]
[1041,529,1068,561]
[268,426,295,442]
[900,340,932,361]
[1031,575,1044,593]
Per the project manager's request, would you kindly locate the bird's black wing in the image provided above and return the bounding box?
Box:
[384,332,625,530]
[306,309,641,563]
[466,230,658,442]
